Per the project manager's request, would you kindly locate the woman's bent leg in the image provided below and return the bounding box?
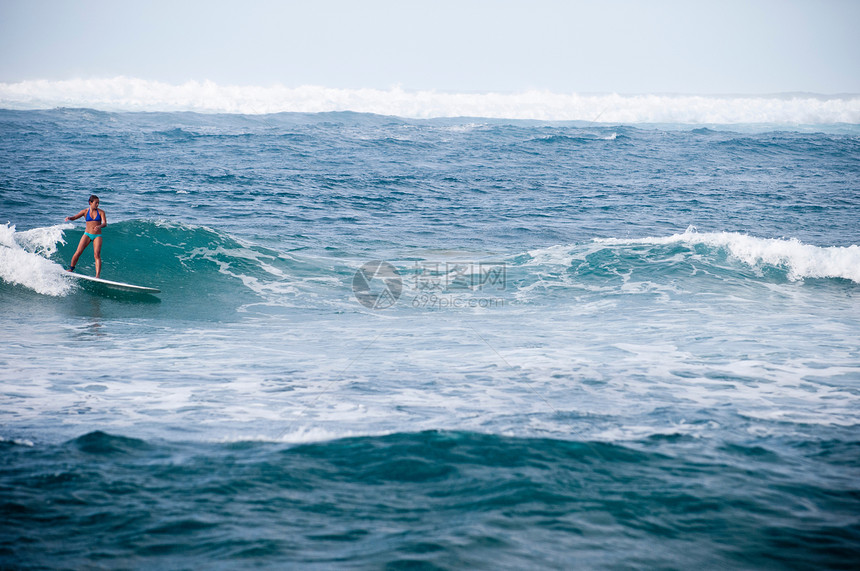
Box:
[69,235,91,270]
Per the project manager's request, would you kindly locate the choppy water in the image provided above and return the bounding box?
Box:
[1,108,859,569]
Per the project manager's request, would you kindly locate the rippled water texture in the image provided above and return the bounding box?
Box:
[1,109,859,568]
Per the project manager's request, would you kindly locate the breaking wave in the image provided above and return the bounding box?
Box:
[1,77,859,124]
[0,223,73,296]
[526,228,860,284]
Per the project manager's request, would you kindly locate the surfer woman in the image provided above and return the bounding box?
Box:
[65,195,107,278]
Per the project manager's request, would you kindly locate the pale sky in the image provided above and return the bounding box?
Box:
[1,0,858,94]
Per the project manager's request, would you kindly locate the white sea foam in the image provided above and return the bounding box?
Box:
[1,77,859,124]
[13,224,70,257]
[0,436,34,447]
[596,228,860,283]
[0,223,73,296]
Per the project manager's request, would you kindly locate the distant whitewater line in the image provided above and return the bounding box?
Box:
[1,77,859,124]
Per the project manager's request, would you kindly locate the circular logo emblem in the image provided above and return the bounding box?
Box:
[352,261,402,310]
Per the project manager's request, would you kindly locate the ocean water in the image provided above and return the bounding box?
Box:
[1,107,859,569]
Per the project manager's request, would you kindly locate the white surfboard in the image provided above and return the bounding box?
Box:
[66,272,160,294]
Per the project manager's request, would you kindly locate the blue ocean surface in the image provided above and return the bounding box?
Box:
[1,108,859,569]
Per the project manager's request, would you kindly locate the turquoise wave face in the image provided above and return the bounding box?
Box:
[4,218,856,321]
[514,231,860,296]
[32,219,346,318]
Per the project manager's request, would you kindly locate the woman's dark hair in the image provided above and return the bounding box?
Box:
[89,195,99,204]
